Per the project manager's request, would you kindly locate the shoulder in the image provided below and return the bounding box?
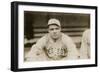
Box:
[61,33,77,52]
[61,33,72,40]
[82,29,90,38]
[32,34,48,49]
[37,34,48,42]
[61,33,75,45]
[83,29,90,36]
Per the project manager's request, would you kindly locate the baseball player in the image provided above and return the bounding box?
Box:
[80,29,90,59]
[26,18,79,61]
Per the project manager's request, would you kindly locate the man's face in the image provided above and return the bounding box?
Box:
[48,24,61,40]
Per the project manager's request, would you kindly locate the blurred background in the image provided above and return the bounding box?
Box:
[24,11,90,61]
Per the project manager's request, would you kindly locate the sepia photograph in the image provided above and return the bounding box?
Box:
[24,11,90,61]
[11,1,97,71]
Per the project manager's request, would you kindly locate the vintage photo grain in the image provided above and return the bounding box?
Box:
[24,11,90,61]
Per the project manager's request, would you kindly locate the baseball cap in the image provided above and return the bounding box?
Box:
[48,18,61,27]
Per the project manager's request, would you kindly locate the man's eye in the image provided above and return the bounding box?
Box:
[56,28,59,30]
[50,29,54,31]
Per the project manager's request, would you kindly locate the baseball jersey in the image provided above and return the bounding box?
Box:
[26,33,79,61]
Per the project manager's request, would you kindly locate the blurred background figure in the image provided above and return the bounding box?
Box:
[80,29,90,59]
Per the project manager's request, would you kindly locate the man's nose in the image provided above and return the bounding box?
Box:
[53,29,57,33]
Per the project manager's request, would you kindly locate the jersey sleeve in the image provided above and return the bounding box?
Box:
[25,35,48,61]
[62,34,79,59]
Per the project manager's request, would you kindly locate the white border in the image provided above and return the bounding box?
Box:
[18,5,96,68]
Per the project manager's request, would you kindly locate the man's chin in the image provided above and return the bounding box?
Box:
[52,37,59,40]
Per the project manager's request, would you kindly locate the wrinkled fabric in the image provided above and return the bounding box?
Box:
[26,33,79,61]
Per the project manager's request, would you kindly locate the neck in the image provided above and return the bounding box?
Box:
[52,34,62,42]
[53,38,57,42]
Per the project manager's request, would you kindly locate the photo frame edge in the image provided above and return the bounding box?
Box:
[11,1,98,72]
